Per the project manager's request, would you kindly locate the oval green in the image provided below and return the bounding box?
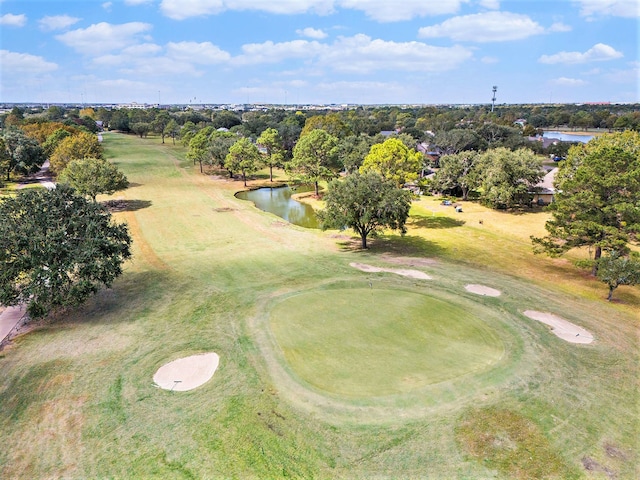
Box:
[269,288,505,398]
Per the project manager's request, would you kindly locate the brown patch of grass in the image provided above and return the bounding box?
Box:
[455,406,581,479]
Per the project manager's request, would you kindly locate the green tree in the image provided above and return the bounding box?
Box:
[596,251,640,301]
[532,131,640,274]
[50,131,103,174]
[130,122,152,138]
[289,129,340,196]
[435,151,481,200]
[257,127,284,182]
[360,137,422,187]
[208,131,237,176]
[152,111,172,143]
[478,147,543,209]
[225,137,262,186]
[0,185,132,318]
[300,113,352,139]
[318,172,413,249]
[163,119,180,145]
[42,128,72,157]
[58,157,129,201]
[336,135,373,173]
[0,128,46,181]
[186,127,214,173]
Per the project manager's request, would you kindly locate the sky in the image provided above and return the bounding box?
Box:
[1,0,638,105]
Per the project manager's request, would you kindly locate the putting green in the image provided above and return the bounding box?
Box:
[269,288,505,398]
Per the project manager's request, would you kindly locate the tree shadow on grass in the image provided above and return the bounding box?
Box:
[103,199,152,212]
[337,233,447,258]
[410,214,465,229]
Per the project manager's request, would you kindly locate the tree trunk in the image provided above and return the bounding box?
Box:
[462,186,468,201]
[269,166,273,182]
[243,172,247,187]
[199,160,203,173]
[361,232,368,249]
[607,285,614,301]
[592,245,602,276]
[161,133,165,144]
[315,181,319,197]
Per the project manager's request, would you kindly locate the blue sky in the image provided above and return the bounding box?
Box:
[1,0,638,105]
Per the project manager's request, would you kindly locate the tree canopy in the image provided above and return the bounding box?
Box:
[289,129,340,196]
[0,185,132,318]
[0,128,46,181]
[257,127,284,182]
[435,150,481,200]
[478,147,543,209]
[596,251,640,301]
[532,131,640,274]
[58,157,129,201]
[360,137,422,188]
[50,131,103,174]
[318,172,413,249]
[225,137,262,186]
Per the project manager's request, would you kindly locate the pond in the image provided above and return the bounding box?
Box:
[235,185,320,229]
[543,131,595,143]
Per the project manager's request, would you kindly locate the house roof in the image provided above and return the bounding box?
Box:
[535,167,558,194]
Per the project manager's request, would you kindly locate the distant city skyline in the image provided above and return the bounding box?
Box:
[1,1,638,105]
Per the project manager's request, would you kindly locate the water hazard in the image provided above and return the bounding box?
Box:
[235,185,320,229]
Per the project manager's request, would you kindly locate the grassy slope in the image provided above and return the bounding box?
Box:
[0,133,637,479]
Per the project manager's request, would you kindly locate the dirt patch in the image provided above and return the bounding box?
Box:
[380,255,438,267]
[465,284,501,297]
[153,352,219,391]
[523,310,594,344]
[582,457,617,479]
[349,262,432,280]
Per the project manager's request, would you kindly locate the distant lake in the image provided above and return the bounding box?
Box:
[235,185,320,229]
[543,131,595,143]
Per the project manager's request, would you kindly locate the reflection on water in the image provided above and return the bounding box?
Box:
[543,131,595,143]
[236,185,319,229]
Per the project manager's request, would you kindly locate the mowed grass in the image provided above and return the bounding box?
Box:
[0,132,637,479]
[269,288,504,397]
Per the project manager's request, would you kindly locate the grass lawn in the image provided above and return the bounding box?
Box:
[0,132,637,479]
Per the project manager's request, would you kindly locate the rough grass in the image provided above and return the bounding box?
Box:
[0,133,637,479]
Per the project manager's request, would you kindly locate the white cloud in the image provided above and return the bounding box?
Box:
[102,2,113,11]
[297,27,328,39]
[572,0,640,18]
[477,0,499,8]
[320,35,473,73]
[338,0,467,22]
[481,56,499,64]
[551,77,587,86]
[166,41,231,64]
[159,0,466,21]
[549,22,572,32]
[160,0,333,20]
[233,40,327,66]
[38,15,81,31]
[0,13,27,27]
[0,50,58,74]
[55,22,153,55]
[539,43,623,64]
[418,11,545,42]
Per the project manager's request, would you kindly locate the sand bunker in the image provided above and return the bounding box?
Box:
[350,262,432,280]
[523,311,594,344]
[153,352,220,391]
[465,284,501,297]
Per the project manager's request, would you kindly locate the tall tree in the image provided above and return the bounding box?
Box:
[186,127,214,173]
[163,119,180,145]
[0,185,132,318]
[360,137,422,187]
[50,131,103,174]
[257,127,284,182]
[0,128,46,181]
[532,131,640,274]
[596,251,640,301]
[318,172,413,249]
[58,157,129,201]
[208,131,237,176]
[225,137,262,186]
[477,147,543,209]
[289,129,340,196]
[435,151,481,200]
[152,111,172,143]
